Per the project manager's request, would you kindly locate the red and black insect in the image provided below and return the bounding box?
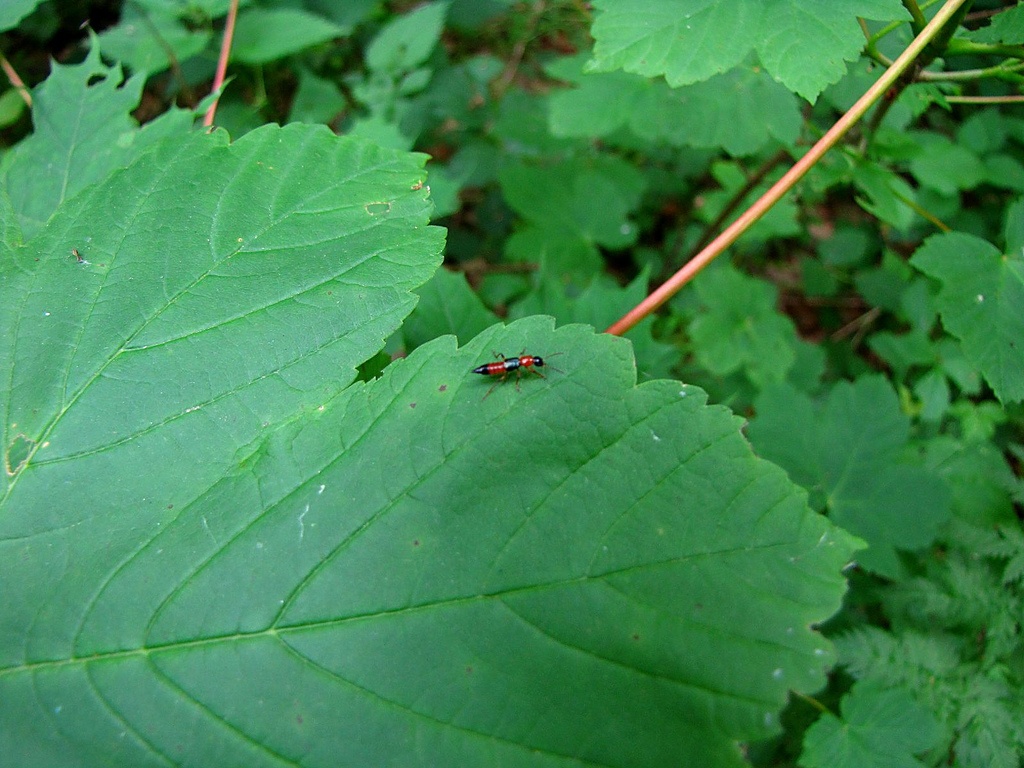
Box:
[472,350,559,398]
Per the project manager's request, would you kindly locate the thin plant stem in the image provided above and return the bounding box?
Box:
[493,0,546,97]
[203,0,240,128]
[946,94,1024,103]
[0,50,31,107]
[605,0,972,337]
[128,0,195,105]
[902,0,928,31]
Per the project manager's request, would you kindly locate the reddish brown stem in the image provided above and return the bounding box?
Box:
[203,0,240,128]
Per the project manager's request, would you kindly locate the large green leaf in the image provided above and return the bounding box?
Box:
[0,122,443,650]
[587,0,907,101]
[2,297,860,766]
[910,228,1024,404]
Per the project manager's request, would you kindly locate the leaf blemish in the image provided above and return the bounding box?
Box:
[5,434,35,476]
[365,201,391,216]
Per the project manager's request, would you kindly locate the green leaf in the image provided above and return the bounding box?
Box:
[233,8,348,64]
[0,293,860,764]
[587,0,907,101]
[0,122,443,553]
[97,4,211,75]
[0,87,28,129]
[548,55,800,155]
[0,37,192,241]
[907,132,986,196]
[688,261,799,386]
[403,268,498,349]
[1004,196,1024,255]
[366,1,450,73]
[910,230,1024,404]
[922,437,1017,527]
[969,3,1024,44]
[499,155,645,276]
[868,330,935,375]
[0,0,38,32]
[853,162,919,232]
[748,377,950,577]
[800,681,942,768]
[288,68,347,124]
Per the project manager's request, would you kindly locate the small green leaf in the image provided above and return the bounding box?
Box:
[499,155,645,276]
[911,230,1024,403]
[800,681,942,768]
[969,3,1024,44]
[923,437,1017,526]
[868,330,935,374]
[1004,197,1024,255]
[548,55,800,155]
[404,268,498,349]
[288,69,347,125]
[913,368,950,422]
[98,4,211,75]
[853,162,919,232]
[233,8,348,64]
[908,133,986,195]
[366,1,450,73]
[0,87,27,129]
[689,262,799,386]
[749,377,950,576]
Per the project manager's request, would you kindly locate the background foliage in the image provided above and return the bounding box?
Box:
[0,1,1022,767]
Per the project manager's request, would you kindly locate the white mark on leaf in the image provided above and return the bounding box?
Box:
[201,516,216,544]
[299,504,309,541]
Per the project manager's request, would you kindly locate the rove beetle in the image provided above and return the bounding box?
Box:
[472,350,559,399]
